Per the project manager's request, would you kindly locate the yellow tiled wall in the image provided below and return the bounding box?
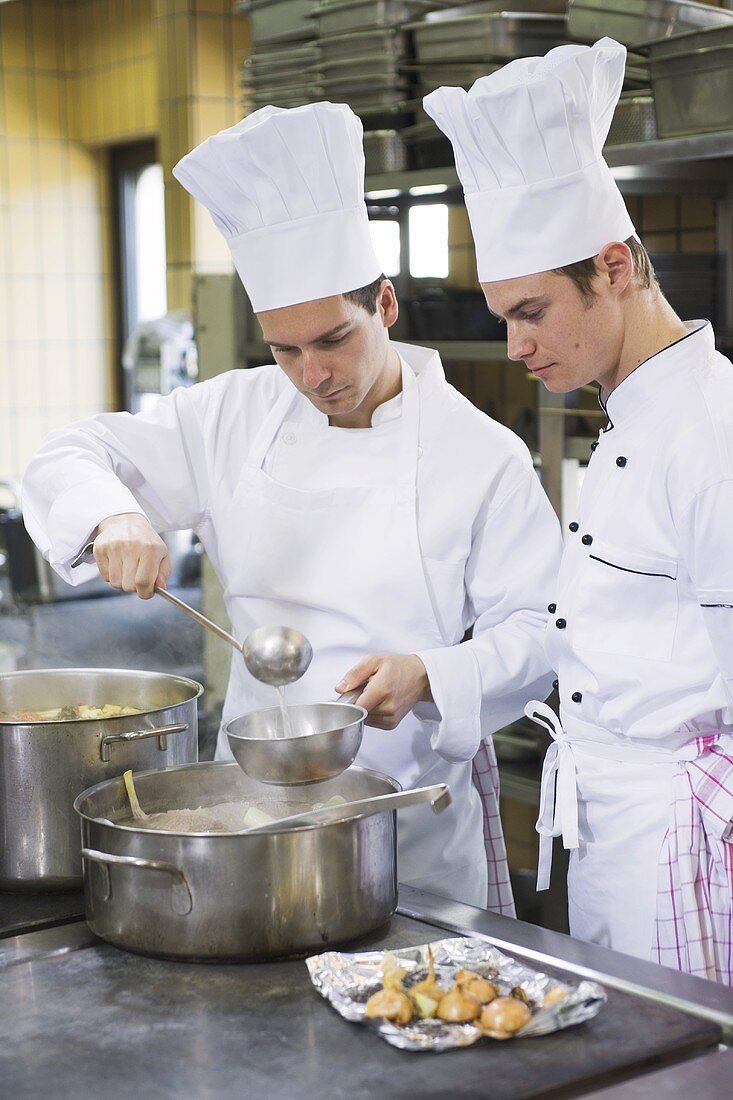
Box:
[0,0,247,482]
[65,0,158,145]
[154,0,249,314]
[0,0,126,484]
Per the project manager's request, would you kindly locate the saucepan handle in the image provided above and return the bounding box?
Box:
[80,848,193,915]
[99,723,189,762]
[332,688,365,705]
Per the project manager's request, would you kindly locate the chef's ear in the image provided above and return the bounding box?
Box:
[375,279,399,330]
[596,241,634,297]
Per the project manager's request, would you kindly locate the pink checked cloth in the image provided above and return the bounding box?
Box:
[472,738,516,917]
[653,735,733,984]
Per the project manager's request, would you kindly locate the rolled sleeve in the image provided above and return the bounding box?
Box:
[414,642,483,762]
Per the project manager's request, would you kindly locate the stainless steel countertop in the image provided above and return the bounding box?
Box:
[0,886,731,1100]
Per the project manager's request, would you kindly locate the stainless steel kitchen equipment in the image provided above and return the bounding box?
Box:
[364,129,408,173]
[567,0,733,48]
[314,0,451,37]
[153,590,313,689]
[235,0,317,45]
[154,584,243,653]
[3,887,731,1099]
[75,760,401,959]
[225,695,366,784]
[0,668,201,890]
[316,26,408,64]
[241,624,314,687]
[409,11,567,64]
[649,24,733,139]
[606,89,657,145]
[241,781,450,833]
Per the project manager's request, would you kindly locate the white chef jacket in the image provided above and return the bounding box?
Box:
[539,320,733,960]
[22,341,562,903]
[546,321,733,745]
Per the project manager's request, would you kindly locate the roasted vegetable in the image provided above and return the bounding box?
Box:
[480,996,532,1039]
[455,969,497,1005]
[410,946,445,1003]
[365,987,414,1026]
[436,986,482,1023]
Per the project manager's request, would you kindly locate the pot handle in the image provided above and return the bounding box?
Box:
[99,723,189,762]
[80,848,193,915]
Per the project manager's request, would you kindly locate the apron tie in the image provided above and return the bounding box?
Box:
[525,701,579,891]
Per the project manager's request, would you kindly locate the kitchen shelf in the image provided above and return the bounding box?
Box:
[605,131,733,169]
[365,132,733,193]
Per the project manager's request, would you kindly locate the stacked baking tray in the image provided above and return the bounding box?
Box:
[649,24,733,139]
[567,0,733,49]
[404,1,570,168]
[606,89,657,145]
[312,2,460,142]
[238,0,321,110]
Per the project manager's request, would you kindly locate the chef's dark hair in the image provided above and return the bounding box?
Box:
[343,274,387,315]
[554,237,658,302]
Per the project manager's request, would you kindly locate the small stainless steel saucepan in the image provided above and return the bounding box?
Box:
[225,689,365,785]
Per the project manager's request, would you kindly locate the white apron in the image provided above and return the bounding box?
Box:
[212,363,488,906]
[528,701,733,966]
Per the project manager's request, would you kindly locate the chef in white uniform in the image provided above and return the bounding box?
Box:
[425,39,733,978]
[22,102,562,909]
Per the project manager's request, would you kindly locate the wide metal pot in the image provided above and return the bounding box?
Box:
[75,761,399,960]
[0,669,201,890]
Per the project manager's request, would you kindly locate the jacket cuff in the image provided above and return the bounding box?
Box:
[45,479,146,584]
[414,644,482,763]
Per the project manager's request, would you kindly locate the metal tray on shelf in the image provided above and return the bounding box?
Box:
[606,89,657,145]
[410,12,567,63]
[319,54,406,80]
[364,129,409,173]
[316,27,409,62]
[329,84,414,107]
[418,0,568,22]
[244,44,319,74]
[410,60,502,92]
[236,0,317,45]
[649,24,733,138]
[567,0,733,49]
[314,0,452,38]
[249,86,324,107]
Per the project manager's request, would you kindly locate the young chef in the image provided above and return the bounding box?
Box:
[425,38,733,979]
[22,102,562,910]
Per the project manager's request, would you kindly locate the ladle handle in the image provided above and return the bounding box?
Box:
[153,586,242,653]
[71,545,243,655]
[241,783,452,835]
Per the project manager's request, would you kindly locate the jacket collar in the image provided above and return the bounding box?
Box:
[298,341,446,428]
[600,320,714,427]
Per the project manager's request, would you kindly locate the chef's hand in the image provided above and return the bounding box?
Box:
[335,654,433,731]
[93,513,171,600]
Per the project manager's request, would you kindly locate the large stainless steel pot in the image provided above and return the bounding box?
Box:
[0,669,201,890]
[75,761,399,960]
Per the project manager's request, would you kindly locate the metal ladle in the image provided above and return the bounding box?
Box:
[153,588,313,687]
[70,546,313,688]
[238,782,452,835]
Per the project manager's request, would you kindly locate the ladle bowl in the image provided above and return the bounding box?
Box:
[241,625,314,687]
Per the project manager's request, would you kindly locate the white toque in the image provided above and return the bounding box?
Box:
[172,102,382,312]
[423,37,636,282]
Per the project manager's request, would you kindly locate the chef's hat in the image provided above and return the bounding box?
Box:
[172,102,382,312]
[423,38,635,283]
